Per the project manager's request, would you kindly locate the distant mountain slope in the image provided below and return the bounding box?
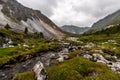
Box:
[0,0,64,38]
[93,24,120,35]
[61,25,90,34]
[87,10,120,33]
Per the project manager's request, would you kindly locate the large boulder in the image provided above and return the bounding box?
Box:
[33,61,47,80]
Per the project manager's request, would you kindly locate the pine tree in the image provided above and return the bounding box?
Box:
[39,32,44,38]
[24,27,28,34]
[4,24,11,30]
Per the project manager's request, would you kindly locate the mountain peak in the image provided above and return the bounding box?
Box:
[0,0,64,38]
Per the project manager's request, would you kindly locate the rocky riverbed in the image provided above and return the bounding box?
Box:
[0,37,120,80]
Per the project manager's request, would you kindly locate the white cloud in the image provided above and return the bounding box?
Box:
[17,0,120,27]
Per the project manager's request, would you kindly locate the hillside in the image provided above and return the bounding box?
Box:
[92,24,120,35]
[87,10,120,33]
[0,0,64,38]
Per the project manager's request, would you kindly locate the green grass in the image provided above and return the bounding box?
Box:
[0,47,16,57]
[0,40,61,68]
[13,71,35,80]
[0,28,61,68]
[67,50,82,59]
[79,33,120,43]
[62,33,120,58]
[46,57,120,80]
[0,28,24,44]
[76,33,120,57]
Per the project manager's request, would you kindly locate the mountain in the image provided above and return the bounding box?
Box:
[0,0,64,38]
[87,10,120,33]
[92,24,120,35]
[61,25,90,34]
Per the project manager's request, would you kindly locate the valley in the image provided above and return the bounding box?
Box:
[0,0,120,80]
[0,31,120,80]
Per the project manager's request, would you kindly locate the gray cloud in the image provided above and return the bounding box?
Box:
[17,0,120,27]
[17,0,58,17]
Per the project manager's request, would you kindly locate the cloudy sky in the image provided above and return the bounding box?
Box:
[17,0,120,27]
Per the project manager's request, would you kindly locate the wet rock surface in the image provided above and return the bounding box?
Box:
[0,42,73,80]
[33,61,47,80]
[0,52,57,80]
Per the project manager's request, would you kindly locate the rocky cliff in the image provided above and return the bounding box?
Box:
[0,0,64,38]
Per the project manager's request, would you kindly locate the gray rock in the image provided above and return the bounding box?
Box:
[102,49,114,56]
[66,37,79,42]
[61,48,69,53]
[109,61,120,73]
[94,50,104,54]
[85,42,96,49]
[77,51,89,56]
[92,54,120,73]
[104,55,112,61]
[92,54,110,64]
[57,54,69,62]
[83,54,92,60]
[33,61,47,80]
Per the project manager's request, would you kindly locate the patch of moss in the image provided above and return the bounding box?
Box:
[0,40,61,68]
[46,57,120,80]
[13,71,35,80]
[67,50,81,59]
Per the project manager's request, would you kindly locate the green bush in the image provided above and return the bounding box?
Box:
[4,24,12,30]
[24,27,28,34]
